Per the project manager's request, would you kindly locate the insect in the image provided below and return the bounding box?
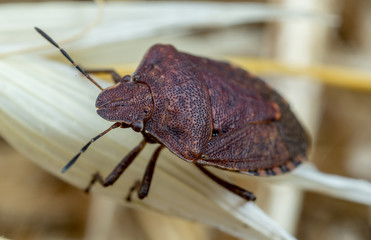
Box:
[35,27,310,201]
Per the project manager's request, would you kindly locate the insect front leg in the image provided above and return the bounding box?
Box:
[126,145,164,201]
[84,139,147,193]
[195,164,256,201]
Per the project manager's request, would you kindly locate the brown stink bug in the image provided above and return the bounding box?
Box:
[35,27,310,201]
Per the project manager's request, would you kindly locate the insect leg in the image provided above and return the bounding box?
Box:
[84,139,147,192]
[62,122,121,173]
[126,180,141,201]
[137,145,164,199]
[125,145,163,201]
[84,69,122,83]
[195,164,256,201]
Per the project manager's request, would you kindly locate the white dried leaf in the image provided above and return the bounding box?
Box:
[0,1,337,58]
[289,163,371,205]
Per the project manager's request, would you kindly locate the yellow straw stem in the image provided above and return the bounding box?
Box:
[229,57,371,92]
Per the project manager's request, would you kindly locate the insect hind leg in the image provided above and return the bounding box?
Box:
[195,164,256,201]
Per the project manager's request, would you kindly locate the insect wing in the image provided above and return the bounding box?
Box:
[183,54,310,175]
[196,122,305,175]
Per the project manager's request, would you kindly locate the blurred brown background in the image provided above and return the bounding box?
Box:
[1,0,371,239]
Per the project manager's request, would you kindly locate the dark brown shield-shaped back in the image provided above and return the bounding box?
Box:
[135,44,310,176]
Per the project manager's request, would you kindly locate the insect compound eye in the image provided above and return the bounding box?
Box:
[122,75,132,82]
[132,120,144,132]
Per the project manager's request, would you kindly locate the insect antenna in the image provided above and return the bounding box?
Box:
[62,122,121,173]
[34,27,103,91]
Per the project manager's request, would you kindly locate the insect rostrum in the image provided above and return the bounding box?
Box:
[35,27,310,201]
